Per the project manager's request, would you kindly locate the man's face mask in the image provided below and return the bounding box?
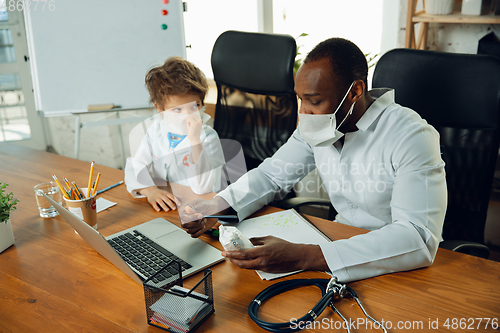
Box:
[298,81,356,147]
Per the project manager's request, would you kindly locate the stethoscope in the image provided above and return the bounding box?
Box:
[248,276,387,333]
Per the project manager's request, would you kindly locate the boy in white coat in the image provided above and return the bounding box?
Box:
[124,57,224,212]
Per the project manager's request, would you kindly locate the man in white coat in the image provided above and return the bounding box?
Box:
[181,37,447,282]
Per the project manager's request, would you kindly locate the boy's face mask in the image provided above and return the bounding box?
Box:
[162,101,206,136]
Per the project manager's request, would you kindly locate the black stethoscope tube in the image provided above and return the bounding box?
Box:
[248,278,336,332]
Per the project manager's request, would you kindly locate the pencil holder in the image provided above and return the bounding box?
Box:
[63,190,97,229]
[144,261,214,332]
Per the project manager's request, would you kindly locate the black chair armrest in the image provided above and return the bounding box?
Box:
[277,197,337,221]
[440,240,490,259]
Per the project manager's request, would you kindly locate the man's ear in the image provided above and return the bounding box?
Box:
[350,80,365,103]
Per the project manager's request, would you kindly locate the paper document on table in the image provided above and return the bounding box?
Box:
[149,285,211,331]
[96,198,117,213]
[235,209,331,280]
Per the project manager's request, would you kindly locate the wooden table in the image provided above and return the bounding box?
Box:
[1,143,499,332]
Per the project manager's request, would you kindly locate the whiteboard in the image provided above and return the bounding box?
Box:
[26,0,186,116]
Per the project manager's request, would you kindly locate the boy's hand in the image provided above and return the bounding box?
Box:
[186,112,203,143]
[138,186,180,212]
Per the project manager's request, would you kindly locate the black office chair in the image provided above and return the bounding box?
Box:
[278,196,337,221]
[372,48,500,259]
[210,30,298,171]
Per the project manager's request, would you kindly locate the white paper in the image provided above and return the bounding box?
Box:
[67,206,83,220]
[96,198,117,213]
[150,285,209,324]
[235,209,331,280]
[78,189,117,213]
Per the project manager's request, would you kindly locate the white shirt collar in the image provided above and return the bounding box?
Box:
[355,88,395,131]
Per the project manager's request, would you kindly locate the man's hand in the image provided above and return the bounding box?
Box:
[222,236,329,273]
[138,186,180,212]
[179,196,231,238]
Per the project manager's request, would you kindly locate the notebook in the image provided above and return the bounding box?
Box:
[43,193,224,287]
[235,209,331,280]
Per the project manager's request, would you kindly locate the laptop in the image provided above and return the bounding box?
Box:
[43,194,224,287]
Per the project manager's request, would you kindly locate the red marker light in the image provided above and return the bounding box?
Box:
[162,9,168,15]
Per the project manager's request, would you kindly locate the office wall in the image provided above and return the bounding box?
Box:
[429,24,500,53]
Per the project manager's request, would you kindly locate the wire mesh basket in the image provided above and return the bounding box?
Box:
[144,261,214,332]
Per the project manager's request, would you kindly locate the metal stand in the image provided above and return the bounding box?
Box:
[71,107,154,168]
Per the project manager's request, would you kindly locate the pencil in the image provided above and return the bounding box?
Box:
[76,184,84,199]
[96,180,123,195]
[91,173,101,196]
[52,174,69,199]
[70,182,80,199]
[150,319,170,330]
[87,161,94,198]
[71,181,84,200]
[63,177,75,199]
[75,182,85,199]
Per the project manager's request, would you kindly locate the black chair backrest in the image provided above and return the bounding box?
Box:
[372,48,500,244]
[211,30,298,171]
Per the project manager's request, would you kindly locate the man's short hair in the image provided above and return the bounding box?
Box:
[145,56,208,109]
[304,38,368,89]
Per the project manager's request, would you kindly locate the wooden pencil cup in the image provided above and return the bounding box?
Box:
[63,193,97,229]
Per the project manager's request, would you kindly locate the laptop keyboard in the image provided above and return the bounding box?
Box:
[107,230,192,284]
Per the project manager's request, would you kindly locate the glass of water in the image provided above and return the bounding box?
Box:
[33,181,62,218]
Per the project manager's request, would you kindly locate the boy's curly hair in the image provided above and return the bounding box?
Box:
[145,56,208,109]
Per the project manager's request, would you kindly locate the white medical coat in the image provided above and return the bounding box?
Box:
[217,89,447,282]
[125,116,224,197]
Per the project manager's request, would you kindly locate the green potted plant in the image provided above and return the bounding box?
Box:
[294,33,309,76]
[365,52,378,69]
[0,182,18,253]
